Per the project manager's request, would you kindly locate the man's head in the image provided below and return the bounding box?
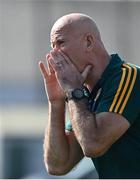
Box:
[50,13,106,72]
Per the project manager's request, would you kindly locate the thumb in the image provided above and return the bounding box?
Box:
[81,65,93,80]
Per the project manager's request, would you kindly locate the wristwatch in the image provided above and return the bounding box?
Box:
[65,86,91,102]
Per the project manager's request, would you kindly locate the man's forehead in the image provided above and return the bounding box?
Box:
[50,29,65,41]
[50,25,75,41]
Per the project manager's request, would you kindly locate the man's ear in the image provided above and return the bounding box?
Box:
[85,33,94,51]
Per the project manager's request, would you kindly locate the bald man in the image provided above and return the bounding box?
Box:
[39,13,140,179]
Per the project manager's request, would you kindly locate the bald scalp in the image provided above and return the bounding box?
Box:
[51,13,101,40]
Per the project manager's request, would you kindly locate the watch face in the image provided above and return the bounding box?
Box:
[72,89,84,99]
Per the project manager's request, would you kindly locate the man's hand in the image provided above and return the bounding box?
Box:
[39,54,65,103]
[48,50,92,93]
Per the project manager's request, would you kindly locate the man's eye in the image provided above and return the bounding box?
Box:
[51,40,65,48]
[57,40,64,45]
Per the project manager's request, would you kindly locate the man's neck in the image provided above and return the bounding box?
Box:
[85,53,111,91]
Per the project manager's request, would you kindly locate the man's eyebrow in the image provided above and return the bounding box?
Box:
[50,38,65,43]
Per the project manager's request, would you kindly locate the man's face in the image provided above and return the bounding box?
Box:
[50,27,87,72]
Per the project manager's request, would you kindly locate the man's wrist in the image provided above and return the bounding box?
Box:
[65,86,91,102]
[49,100,65,108]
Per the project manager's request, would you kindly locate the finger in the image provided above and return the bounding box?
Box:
[58,50,77,69]
[58,50,70,64]
[48,59,57,72]
[49,51,64,70]
[50,50,66,67]
[48,57,58,71]
[50,50,58,62]
[38,61,49,79]
[48,60,55,74]
[81,65,93,79]
[46,54,55,74]
[46,53,50,59]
